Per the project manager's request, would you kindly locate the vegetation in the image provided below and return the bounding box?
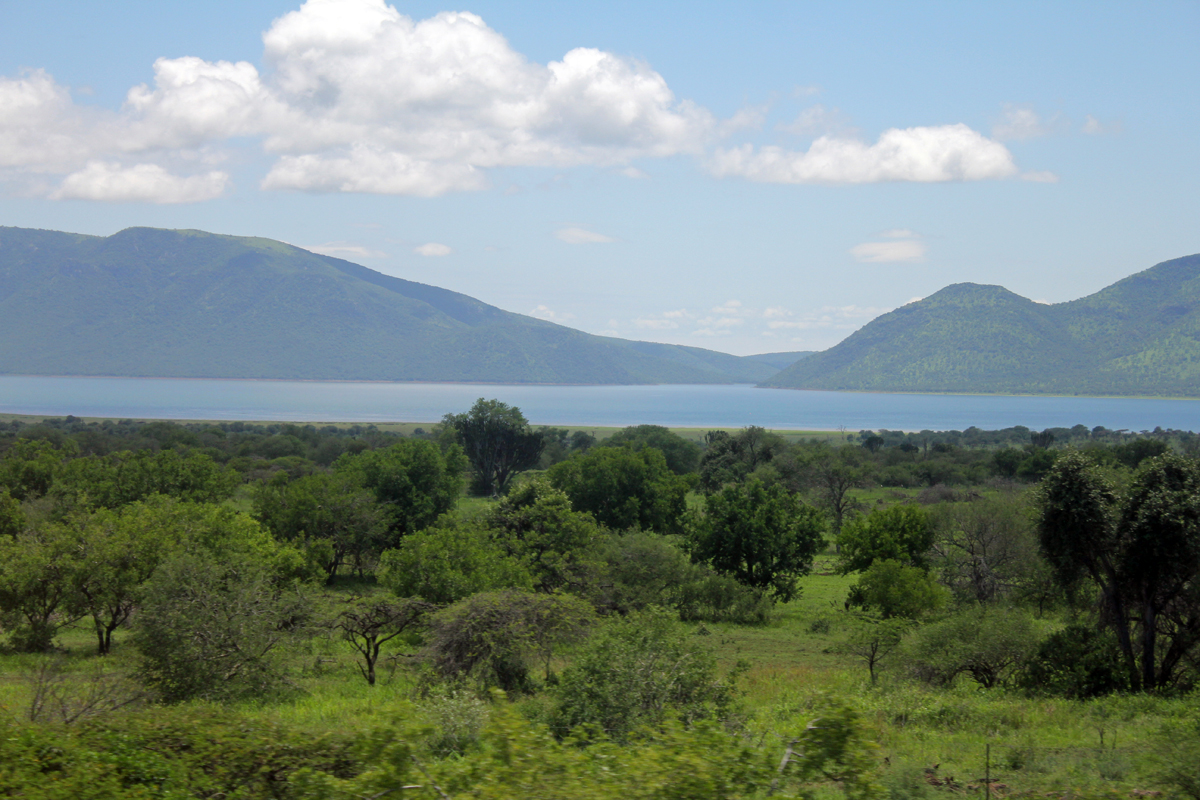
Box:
[2,405,1200,797]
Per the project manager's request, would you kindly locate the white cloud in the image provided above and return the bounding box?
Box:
[530,304,574,322]
[1081,114,1121,136]
[305,242,387,258]
[556,226,614,244]
[778,104,854,137]
[992,105,1049,141]
[768,304,886,330]
[662,309,688,319]
[618,166,648,179]
[50,161,229,203]
[709,124,1017,184]
[850,239,926,263]
[414,242,452,256]
[880,228,919,239]
[0,0,718,199]
[1020,170,1059,183]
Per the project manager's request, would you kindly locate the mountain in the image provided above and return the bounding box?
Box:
[762,254,1200,397]
[742,351,814,371]
[0,226,776,385]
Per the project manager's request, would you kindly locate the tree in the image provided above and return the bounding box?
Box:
[689,478,825,602]
[443,399,543,496]
[930,494,1041,603]
[836,505,934,575]
[841,616,911,685]
[377,523,533,604]
[605,425,702,475]
[253,471,388,580]
[547,445,690,533]
[1034,451,1200,691]
[135,553,312,702]
[57,449,239,509]
[907,606,1040,688]
[425,589,596,692]
[336,439,467,541]
[336,596,435,685]
[0,487,23,537]
[0,525,78,651]
[847,559,946,619]
[550,607,739,741]
[483,480,606,593]
[800,443,869,539]
[698,426,785,492]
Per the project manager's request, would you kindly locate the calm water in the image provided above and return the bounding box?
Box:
[1,375,1198,432]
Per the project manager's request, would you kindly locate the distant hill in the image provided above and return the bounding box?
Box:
[0,226,777,385]
[762,254,1200,397]
[742,351,814,371]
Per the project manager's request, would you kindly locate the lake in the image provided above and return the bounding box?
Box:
[1,375,1198,432]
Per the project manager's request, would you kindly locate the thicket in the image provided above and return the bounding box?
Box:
[2,407,1200,797]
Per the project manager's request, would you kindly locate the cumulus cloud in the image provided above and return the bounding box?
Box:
[414,242,452,256]
[709,124,1017,184]
[992,105,1050,141]
[556,226,614,244]
[305,242,387,258]
[50,161,230,203]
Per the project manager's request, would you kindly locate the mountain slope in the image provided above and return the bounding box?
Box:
[763,254,1200,397]
[0,226,776,385]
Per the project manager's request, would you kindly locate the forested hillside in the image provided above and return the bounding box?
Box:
[0,226,776,385]
[764,253,1200,396]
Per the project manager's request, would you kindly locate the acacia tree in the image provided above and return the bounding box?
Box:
[443,399,543,496]
[801,444,869,539]
[336,597,435,686]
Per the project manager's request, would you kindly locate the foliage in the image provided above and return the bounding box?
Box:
[698,426,785,492]
[604,424,702,475]
[690,479,824,602]
[56,448,239,509]
[1020,623,1129,698]
[253,471,389,580]
[134,552,313,702]
[425,589,596,692]
[549,607,740,741]
[378,522,533,604]
[0,486,24,537]
[443,399,543,496]
[0,524,79,651]
[840,616,912,684]
[484,480,606,593]
[906,606,1041,688]
[929,493,1042,603]
[336,596,435,685]
[335,438,467,539]
[847,559,947,619]
[797,442,869,535]
[837,505,935,574]
[596,532,774,624]
[547,445,691,533]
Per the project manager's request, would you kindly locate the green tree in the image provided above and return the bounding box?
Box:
[377,523,533,604]
[698,426,785,492]
[253,471,388,580]
[425,589,596,692]
[135,553,313,702]
[841,616,912,685]
[689,478,824,602]
[800,443,869,538]
[547,445,691,533]
[930,493,1042,603]
[442,398,543,496]
[847,559,947,619]
[57,449,239,509]
[335,438,467,541]
[0,439,68,500]
[484,480,606,593]
[0,487,23,537]
[836,505,935,575]
[550,607,739,741]
[907,606,1040,688]
[605,425,702,475]
[0,525,78,651]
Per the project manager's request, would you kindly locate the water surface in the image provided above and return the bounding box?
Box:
[1,376,1197,432]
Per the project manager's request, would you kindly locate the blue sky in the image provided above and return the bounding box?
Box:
[2,0,1197,355]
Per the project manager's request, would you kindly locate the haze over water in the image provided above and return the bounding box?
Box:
[1,376,1197,432]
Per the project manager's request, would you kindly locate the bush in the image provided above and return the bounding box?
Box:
[549,607,740,741]
[906,606,1041,688]
[425,589,596,692]
[378,523,532,604]
[848,559,947,619]
[1020,623,1128,698]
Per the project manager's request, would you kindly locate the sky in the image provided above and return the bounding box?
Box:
[1,1,1198,356]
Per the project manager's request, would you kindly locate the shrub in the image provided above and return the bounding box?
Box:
[906,606,1042,688]
[1019,623,1128,698]
[549,607,741,741]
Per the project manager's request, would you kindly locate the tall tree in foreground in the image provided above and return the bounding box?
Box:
[443,399,543,496]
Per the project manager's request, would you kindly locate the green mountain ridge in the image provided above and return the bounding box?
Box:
[0,226,776,385]
[762,254,1200,397]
